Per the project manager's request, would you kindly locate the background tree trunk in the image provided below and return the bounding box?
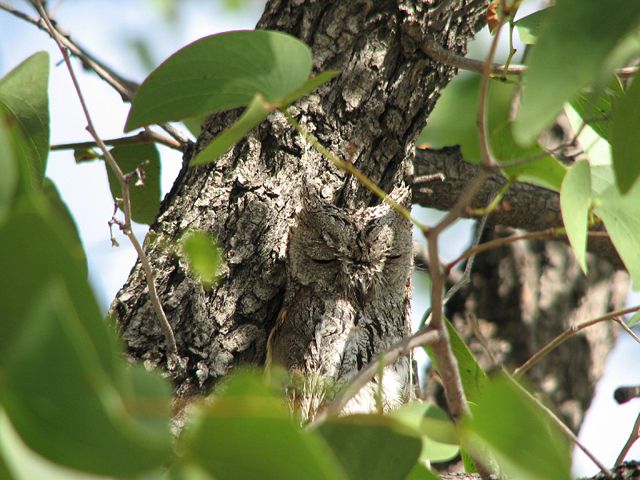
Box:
[111,0,628,432]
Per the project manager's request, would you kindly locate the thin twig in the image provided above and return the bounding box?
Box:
[34,1,178,358]
[421,36,638,79]
[51,130,182,152]
[313,329,440,423]
[445,229,610,272]
[514,305,640,377]
[616,411,640,466]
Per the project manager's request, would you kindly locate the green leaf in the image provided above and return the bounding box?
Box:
[426,317,488,406]
[316,414,421,480]
[191,93,273,165]
[42,178,87,275]
[180,230,222,287]
[491,122,567,192]
[514,8,551,45]
[628,310,640,328]
[594,182,640,289]
[0,200,118,375]
[405,464,441,480]
[611,70,640,193]
[570,78,623,143]
[0,111,17,223]
[514,1,640,145]
[184,372,346,480]
[0,52,50,184]
[280,70,341,107]
[463,376,571,480]
[125,30,313,131]
[1,280,172,476]
[0,201,172,475]
[391,402,459,463]
[560,160,592,272]
[417,76,515,163]
[106,143,161,225]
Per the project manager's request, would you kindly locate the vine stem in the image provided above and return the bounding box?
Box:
[33,1,178,358]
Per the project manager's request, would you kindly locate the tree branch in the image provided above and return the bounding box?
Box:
[411,146,624,269]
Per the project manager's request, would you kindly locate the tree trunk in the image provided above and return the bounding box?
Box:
[111,0,627,430]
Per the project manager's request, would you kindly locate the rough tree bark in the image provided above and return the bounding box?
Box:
[111,0,628,433]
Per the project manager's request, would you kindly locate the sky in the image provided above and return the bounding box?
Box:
[1,0,639,477]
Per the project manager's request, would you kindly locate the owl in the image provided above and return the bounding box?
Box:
[268,183,413,422]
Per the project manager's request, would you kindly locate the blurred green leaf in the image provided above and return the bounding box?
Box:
[126,30,313,131]
[41,179,87,275]
[0,412,107,480]
[570,78,623,143]
[0,52,49,184]
[405,463,441,480]
[184,372,345,480]
[491,122,567,192]
[191,93,273,165]
[560,160,592,272]
[426,317,488,406]
[316,414,421,480]
[594,182,640,289]
[0,110,17,223]
[463,376,571,480]
[417,76,515,163]
[391,402,459,463]
[1,280,172,476]
[0,201,172,476]
[0,200,118,374]
[180,230,222,287]
[627,310,640,328]
[106,143,161,225]
[514,8,551,45]
[514,0,640,144]
[182,115,208,138]
[611,70,640,193]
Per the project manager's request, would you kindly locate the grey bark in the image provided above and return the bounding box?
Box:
[111,0,487,398]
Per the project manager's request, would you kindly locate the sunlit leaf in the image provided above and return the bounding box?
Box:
[594,182,640,289]
[180,230,222,287]
[463,376,571,480]
[126,30,313,131]
[611,70,640,193]
[514,8,551,45]
[514,1,640,145]
[570,78,623,143]
[0,52,49,184]
[491,122,567,192]
[105,143,161,225]
[417,76,515,163]
[184,372,345,480]
[191,94,273,165]
[391,402,459,463]
[316,414,421,480]
[560,160,591,272]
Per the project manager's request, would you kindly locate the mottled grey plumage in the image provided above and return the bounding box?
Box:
[269,183,413,421]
